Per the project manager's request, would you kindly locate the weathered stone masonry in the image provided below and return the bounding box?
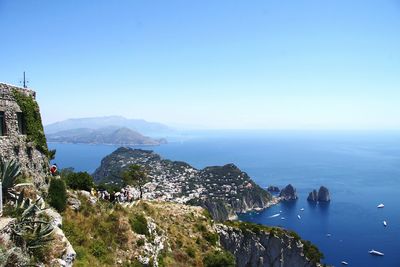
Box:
[0,83,49,185]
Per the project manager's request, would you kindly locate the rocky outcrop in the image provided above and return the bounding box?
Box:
[307,190,318,202]
[198,199,234,221]
[41,208,63,228]
[279,184,297,201]
[0,210,76,267]
[267,186,280,193]
[307,186,330,202]
[317,186,330,202]
[93,147,273,221]
[53,225,76,267]
[38,208,76,267]
[216,222,323,267]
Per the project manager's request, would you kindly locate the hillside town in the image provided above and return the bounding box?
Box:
[93,147,273,220]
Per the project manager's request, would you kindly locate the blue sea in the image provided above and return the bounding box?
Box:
[48,130,400,267]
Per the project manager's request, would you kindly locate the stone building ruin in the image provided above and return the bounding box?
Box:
[0,82,49,185]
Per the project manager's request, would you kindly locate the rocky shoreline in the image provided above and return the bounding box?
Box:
[230,196,281,220]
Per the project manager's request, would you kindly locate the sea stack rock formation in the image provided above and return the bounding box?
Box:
[317,186,330,202]
[307,186,330,202]
[307,189,318,202]
[279,184,297,201]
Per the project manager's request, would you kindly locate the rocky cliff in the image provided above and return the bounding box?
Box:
[61,193,325,267]
[217,222,324,267]
[93,147,273,221]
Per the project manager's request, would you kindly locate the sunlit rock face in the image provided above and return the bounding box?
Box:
[216,224,322,267]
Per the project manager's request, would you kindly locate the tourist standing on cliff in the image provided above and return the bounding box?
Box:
[50,164,58,176]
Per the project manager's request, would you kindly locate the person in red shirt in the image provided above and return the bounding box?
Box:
[50,164,58,176]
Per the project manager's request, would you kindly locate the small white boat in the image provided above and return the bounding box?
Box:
[297,215,301,219]
[377,203,384,208]
[383,221,387,227]
[279,210,283,213]
[281,217,285,220]
[269,213,280,218]
[326,233,332,237]
[369,249,384,256]
[300,208,305,211]
[341,261,349,265]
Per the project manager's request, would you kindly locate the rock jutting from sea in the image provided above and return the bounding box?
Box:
[307,186,331,202]
[279,184,298,201]
[307,189,318,202]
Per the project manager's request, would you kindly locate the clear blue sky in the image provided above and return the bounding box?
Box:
[1,0,399,129]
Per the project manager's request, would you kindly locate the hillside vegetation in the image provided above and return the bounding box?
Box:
[62,194,232,267]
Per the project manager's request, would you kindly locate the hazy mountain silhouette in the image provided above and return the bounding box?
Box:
[45,116,172,136]
[46,126,167,145]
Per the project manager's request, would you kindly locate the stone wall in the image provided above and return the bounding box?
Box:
[0,83,48,186]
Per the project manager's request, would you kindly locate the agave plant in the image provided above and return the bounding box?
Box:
[0,157,21,197]
[10,199,54,257]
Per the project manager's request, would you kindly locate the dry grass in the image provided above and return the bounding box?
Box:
[62,197,221,267]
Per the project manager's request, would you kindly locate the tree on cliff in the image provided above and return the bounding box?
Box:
[62,170,94,191]
[122,164,148,199]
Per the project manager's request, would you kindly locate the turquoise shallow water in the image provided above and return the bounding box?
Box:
[49,130,400,267]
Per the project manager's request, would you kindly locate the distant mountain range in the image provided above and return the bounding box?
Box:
[45,116,173,136]
[46,127,167,146]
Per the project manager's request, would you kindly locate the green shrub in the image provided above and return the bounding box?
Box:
[63,220,88,246]
[302,240,324,263]
[74,246,90,262]
[203,250,235,267]
[136,238,145,247]
[48,178,67,212]
[202,231,219,245]
[90,240,108,258]
[185,246,196,258]
[129,214,149,236]
[63,171,94,191]
[195,222,207,232]
[202,209,213,220]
